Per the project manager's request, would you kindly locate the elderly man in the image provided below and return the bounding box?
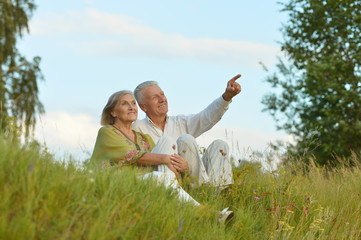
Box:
[132,74,241,187]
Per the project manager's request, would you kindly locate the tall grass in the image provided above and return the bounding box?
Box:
[1,135,361,239]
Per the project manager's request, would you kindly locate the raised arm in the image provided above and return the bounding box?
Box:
[182,74,242,138]
[222,74,242,101]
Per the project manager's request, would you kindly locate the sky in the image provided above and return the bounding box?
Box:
[18,0,292,164]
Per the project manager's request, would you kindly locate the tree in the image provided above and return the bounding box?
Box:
[262,0,361,165]
[0,0,43,137]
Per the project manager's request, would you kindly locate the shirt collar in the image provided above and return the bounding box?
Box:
[146,115,169,127]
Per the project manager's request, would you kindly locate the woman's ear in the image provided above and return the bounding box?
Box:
[110,111,116,118]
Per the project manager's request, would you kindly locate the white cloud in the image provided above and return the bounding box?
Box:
[34,111,290,165]
[29,8,279,68]
[84,0,95,5]
[35,111,99,160]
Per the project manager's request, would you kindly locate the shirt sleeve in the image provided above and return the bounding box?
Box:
[90,127,149,168]
[179,96,231,138]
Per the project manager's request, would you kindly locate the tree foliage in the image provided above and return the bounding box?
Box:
[0,0,43,137]
[262,0,361,165]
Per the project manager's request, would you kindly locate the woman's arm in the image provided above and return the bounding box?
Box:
[136,153,179,177]
[136,152,170,165]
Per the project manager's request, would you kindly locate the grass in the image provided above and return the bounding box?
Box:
[1,135,361,239]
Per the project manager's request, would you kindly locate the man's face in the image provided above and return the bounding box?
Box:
[139,85,168,119]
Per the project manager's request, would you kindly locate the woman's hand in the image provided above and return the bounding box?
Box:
[166,162,179,177]
[161,154,179,177]
[170,154,189,173]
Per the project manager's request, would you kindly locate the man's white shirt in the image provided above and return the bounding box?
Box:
[132,96,231,143]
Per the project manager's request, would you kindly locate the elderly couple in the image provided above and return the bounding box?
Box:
[90,74,241,222]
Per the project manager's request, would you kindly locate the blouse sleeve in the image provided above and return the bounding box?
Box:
[141,133,156,150]
[90,126,146,168]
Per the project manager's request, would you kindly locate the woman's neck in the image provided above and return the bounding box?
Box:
[112,121,133,134]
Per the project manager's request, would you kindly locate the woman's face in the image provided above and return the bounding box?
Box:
[111,94,138,124]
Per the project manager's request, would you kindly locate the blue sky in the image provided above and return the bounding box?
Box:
[19,0,291,162]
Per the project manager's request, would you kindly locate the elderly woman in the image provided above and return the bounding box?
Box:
[90,90,233,222]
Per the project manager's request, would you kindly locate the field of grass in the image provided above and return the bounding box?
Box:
[1,134,361,239]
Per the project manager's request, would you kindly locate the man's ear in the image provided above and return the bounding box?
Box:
[138,103,147,113]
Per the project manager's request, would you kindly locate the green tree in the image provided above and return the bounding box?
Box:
[262,0,361,165]
[0,0,43,137]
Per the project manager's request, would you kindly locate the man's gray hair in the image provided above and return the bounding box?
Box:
[101,90,133,125]
[134,81,158,104]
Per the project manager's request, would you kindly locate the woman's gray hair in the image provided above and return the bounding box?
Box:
[134,81,158,104]
[101,90,133,125]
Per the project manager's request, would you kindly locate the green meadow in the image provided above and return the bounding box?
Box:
[1,135,361,239]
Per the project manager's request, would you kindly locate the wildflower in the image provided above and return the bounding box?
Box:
[283,206,294,213]
[216,186,221,194]
[90,178,95,182]
[178,218,184,232]
[260,192,272,196]
[228,188,232,192]
[304,207,309,217]
[200,192,203,195]
[88,170,94,174]
[255,196,260,201]
[219,149,227,156]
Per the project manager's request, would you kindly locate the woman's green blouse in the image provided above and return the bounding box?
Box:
[90,125,155,168]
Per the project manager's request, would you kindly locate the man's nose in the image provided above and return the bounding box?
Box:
[159,95,166,102]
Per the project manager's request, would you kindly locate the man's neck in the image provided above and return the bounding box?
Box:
[147,115,167,131]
